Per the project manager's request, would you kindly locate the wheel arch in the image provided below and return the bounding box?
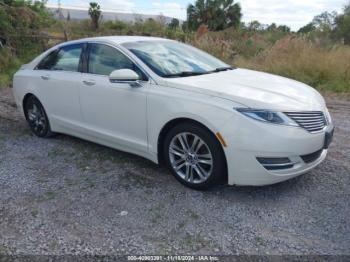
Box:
[157,117,228,181]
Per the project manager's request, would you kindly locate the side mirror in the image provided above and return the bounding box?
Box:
[109,69,140,83]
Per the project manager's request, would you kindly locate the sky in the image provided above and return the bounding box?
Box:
[46,0,348,30]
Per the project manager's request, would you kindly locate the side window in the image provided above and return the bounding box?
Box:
[36,50,59,70]
[88,43,147,80]
[37,44,82,72]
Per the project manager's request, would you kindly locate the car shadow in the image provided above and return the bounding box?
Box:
[50,132,315,198]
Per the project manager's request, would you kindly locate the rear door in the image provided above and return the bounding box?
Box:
[34,43,84,129]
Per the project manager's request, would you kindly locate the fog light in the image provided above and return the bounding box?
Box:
[256,157,294,170]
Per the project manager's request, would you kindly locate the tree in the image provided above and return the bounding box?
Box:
[312,11,337,32]
[88,2,101,30]
[334,2,350,44]
[267,23,277,31]
[181,21,189,32]
[298,22,316,34]
[0,0,52,48]
[168,18,180,29]
[277,25,291,33]
[248,20,263,31]
[297,11,337,37]
[187,0,242,31]
[67,11,70,21]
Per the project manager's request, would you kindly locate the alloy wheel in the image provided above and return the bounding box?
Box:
[168,132,213,184]
[27,103,47,136]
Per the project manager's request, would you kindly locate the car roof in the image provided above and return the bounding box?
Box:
[59,36,172,47]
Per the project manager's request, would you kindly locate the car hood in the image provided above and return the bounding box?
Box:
[163,68,326,111]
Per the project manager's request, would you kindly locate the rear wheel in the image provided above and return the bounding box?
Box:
[163,122,226,190]
[24,96,53,138]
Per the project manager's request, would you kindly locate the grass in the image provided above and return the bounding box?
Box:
[0,244,12,254]
[150,203,165,224]
[188,209,200,220]
[193,33,350,93]
[235,36,350,93]
[0,49,21,88]
[36,190,57,202]
[181,232,213,252]
[30,209,39,218]
[44,190,56,200]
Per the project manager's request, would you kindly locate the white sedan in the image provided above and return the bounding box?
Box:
[12,36,334,190]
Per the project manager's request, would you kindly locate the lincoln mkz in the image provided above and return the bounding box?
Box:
[13,36,334,189]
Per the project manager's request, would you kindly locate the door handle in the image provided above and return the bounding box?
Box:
[41,75,50,80]
[82,80,96,86]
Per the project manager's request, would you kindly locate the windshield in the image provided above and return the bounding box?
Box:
[122,40,231,78]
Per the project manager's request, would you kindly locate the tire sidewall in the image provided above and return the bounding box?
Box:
[24,96,51,137]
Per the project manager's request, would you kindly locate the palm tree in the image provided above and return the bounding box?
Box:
[89,2,101,30]
[187,0,242,31]
[168,18,180,29]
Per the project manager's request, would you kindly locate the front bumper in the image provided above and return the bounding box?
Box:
[220,114,334,186]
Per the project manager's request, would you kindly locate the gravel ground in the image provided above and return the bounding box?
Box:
[0,87,349,255]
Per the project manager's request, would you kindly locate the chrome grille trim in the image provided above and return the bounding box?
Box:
[256,157,296,170]
[284,111,327,133]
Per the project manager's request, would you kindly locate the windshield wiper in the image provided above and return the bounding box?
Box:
[163,67,235,78]
[210,66,235,73]
[163,71,209,78]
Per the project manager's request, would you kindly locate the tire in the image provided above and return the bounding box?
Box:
[24,96,54,138]
[163,122,226,190]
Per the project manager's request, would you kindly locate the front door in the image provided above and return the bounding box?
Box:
[79,43,149,153]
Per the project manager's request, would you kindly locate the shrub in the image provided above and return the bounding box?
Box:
[0,48,21,87]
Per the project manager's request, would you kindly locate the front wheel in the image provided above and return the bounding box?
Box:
[163,122,226,190]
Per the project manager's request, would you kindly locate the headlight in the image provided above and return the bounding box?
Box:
[236,108,298,126]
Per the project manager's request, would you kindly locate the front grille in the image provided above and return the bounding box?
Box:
[284,111,326,133]
[301,149,323,163]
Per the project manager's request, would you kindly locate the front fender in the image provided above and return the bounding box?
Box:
[147,85,239,158]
